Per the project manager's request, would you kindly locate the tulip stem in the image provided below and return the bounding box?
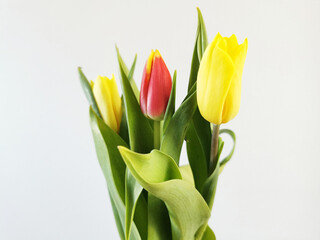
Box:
[209,124,220,174]
[154,121,161,150]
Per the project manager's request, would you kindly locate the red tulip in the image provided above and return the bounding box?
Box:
[140,50,172,120]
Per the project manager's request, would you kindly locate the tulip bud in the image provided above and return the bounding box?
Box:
[140,50,172,121]
[92,75,122,132]
[197,33,248,124]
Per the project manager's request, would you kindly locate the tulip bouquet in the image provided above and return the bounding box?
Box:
[78,8,247,240]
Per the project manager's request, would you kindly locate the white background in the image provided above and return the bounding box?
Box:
[1,0,320,239]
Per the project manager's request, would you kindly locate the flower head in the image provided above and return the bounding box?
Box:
[92,75,122,132]
[197,33,248,124]
[140,50,172,120]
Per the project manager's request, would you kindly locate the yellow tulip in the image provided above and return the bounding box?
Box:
[92,75,122,132]
[197,33,248,124]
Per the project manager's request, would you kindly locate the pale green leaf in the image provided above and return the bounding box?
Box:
[201,226,216,240]
[179,165,194,186]
[118,147,211,240]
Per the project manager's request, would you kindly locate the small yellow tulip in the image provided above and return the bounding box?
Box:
[197,33,248,124]
[92,75,122,132]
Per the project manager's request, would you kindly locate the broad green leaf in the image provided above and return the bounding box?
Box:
[78,67,101,118]
[219,129,236,174]
[201,138,224,209]
[116,46,140,101]
[118,147,211,240]
[201,226,216,240]
[89,108,141,240]
[161,91,197,165]
[163,71,177,134]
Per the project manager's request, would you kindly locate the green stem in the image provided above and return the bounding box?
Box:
[153,121,161,150]
[209,124,220,174]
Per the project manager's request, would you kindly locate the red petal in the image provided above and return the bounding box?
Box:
[146,52,172,120]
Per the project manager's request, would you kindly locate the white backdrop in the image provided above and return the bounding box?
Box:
[1,0,320,239]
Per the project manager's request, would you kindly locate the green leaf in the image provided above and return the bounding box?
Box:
[78,67,101,118]
[125,169,144,240]
[188,8,208,91]
[179,165,194,186]
[161,91,197,165]
[116,46,140,101]
[185,118,208,191]
[119,96,130,146]
[89,108,142,240]
[186,7,212,193]
[188,36,200,92]
[196,8,208,61]
[133,193,148,240]
[201,138,224,209]
[128,54,137,82]
[117,52,154,240]
[109,192,125,240]
[163,71,177,134]
[118,55,154,153]
[90,107,127,201]
[118,147,211,240]
[201,226,216,240]
[147,193,172,240]
[219,129,236,174]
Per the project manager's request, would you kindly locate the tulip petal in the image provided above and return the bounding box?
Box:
[197,41,235,124]
[221,39,248,123]
[221,73,240,123]
[146,51,172,120]
[93,76,119,132]
[109,74,122,130]
[224,36,248,77]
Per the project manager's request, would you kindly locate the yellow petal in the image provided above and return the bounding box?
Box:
[196,33,223,115]
[221,38,247,123]
[197,39,235,124]
[108,74,122,130]
[93,75,119,132]
[221,72,241,123]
